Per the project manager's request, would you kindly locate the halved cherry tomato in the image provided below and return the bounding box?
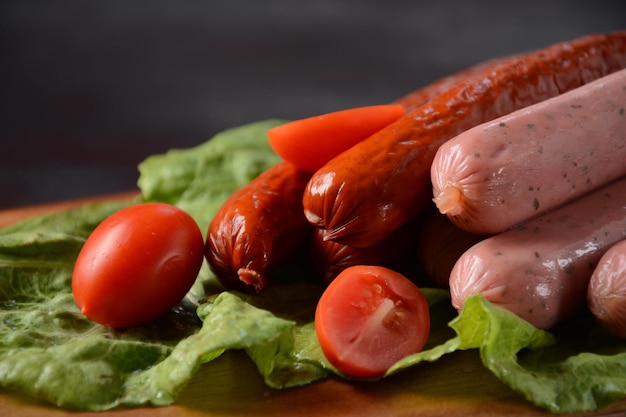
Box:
[72,202,204,328]
[315,265,430,379]
[267,104,405,172]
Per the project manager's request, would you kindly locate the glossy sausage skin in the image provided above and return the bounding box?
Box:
[432,68,626,234]
[303,31,626,248]
[587,239,626,339]
[393,57,507,112]
[205,162,312,292]
[449,177,626,330]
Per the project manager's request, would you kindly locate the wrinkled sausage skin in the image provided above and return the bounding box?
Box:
[206,162,312,292]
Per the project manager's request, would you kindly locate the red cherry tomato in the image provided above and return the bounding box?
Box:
[315,265,430,379]
[267,104,405,172]
[72,202,204,328]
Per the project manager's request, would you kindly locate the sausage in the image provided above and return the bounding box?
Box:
[309,217,419,284]
[416,207,486,288]
[449,177,626,330]
[205,161,312,293]
[393,57,507,112]
[432,68,626,235]
[587,239,626,338]
[302,31,626,248]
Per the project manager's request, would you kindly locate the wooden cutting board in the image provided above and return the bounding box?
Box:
[1,193,625,417]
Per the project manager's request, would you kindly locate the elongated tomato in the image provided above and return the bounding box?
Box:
[267,104,404,173]
[432,68,626,234]
[315,265,430,379]
[72,203,204,328]
[206,162,312,292]
[302,31,626,248]
[587,239,626,339]
[450,177,626,330]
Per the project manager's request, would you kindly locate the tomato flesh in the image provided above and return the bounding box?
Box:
[72,202,204,328]
[267,104,405,172]
[315,265,430,379]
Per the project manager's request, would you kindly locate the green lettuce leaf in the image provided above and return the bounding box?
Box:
[389,295,626,414]
[120,292,296,407]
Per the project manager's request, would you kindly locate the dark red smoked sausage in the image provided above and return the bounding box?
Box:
[205,161,312,292]
[393,57,507,112]
[416,207,486,288]
[309,217,419,284]
[302,31,626,248]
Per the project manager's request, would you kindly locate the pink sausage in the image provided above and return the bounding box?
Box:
[449,177,626,330]
[432,68,626,235]
[587,239,626,338]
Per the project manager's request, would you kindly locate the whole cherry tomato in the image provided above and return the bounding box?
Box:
[72,202,204,328]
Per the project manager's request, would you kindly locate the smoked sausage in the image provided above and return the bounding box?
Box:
[587,239,626,339]
[205,161,312,292]
[449,177,626,330]
[393,57,507,112]
[432,68,626,234]
[416,207,486,288]
[302,31,626,248]
[309,217,419,284]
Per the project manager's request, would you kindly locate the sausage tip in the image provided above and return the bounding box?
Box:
[237,267,266,293]
[433,185,463,216]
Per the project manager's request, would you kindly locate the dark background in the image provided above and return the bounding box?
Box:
[2,0,625,208]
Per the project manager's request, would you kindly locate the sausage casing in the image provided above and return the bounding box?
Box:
[205,162,312,292]
[309,218,419,284]
[416,207,486,288]
[432,68,626,234]
[449,177,626,330]
[587,239,626,338]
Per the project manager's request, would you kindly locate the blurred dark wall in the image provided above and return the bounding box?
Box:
[1,0,625,208]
